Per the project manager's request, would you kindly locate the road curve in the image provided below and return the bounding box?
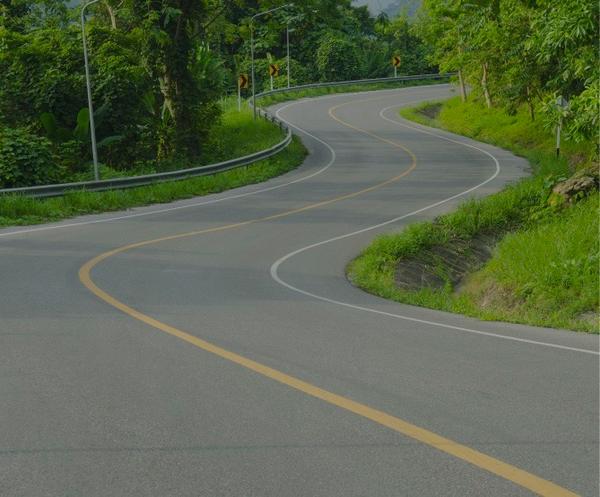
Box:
[1,85,598,497]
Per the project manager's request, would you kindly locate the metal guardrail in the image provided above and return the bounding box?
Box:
[0,108,291,198]
[1,73,452,198]
[256,72,454,99]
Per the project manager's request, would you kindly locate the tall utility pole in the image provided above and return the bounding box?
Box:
[286,23,290,88]
[81,0,101,180]
[250,4,292,119]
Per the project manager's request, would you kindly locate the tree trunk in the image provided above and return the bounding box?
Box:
[134,0,204,160]
[458,69,467,102]
[103,1,117,30]
[526,85,535,121]
[481,62,492,108]
[158,75,175,120]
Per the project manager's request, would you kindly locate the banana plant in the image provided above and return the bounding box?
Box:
[40,104,123,149]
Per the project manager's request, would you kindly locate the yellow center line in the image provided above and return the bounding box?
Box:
[78,94,579,497]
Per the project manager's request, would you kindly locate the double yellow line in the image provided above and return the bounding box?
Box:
[79,94,578,497]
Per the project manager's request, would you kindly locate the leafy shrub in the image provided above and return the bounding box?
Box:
[0,127,62,188]
[0,27,85,128]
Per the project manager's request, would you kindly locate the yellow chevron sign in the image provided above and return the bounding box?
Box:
[269,64,280,77]
[238,74,249,89]
[392,55,401,67]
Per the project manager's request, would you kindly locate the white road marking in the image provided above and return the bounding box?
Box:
[270,101,599,356]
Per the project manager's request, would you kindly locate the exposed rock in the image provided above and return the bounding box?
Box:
[417,103,442,121]
[551,175,597,204]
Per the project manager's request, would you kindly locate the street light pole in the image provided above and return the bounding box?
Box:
[250,23,256,119]
[250,4,292,120]
[286,23,290,89]
[81,0,101,180]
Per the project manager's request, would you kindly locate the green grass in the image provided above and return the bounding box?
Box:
[0,101,306,227]
[401,98,596,167]
[257,78,448,107]
[348,97,598,332]
[464,194,599,330]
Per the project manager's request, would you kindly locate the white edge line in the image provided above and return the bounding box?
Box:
[270,102,599,356]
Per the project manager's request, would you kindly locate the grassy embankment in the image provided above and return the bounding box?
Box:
[0,99,306,227]
[348,97,598,332]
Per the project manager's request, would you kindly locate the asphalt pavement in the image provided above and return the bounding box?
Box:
[1,84,598,497]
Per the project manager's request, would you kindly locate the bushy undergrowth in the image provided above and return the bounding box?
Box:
[349,97,598,332]
[67,99,286,182]
[0,127,62,187]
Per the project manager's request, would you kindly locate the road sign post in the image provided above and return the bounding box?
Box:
[392,56,401,78]
[556,117,561,158]
[555,95,569,158]
[269,64,279,91]
[238,74,249,112]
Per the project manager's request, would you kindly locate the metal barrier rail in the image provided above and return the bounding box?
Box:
[256,73,454,98]
[0,109,290,198]
[1,74,451,198]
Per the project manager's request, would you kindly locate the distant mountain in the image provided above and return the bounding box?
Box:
[352,0,421,17]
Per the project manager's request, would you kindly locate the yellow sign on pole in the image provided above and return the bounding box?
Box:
[392,56,401,67]
[238,74,249,89]
[268,64,280,77]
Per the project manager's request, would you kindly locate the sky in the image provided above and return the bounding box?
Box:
[352,0,421,17]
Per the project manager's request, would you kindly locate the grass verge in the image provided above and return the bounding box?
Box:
[348,97,598,332]
[0,102,306,228]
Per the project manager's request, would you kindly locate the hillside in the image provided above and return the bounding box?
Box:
[353,0,421,16]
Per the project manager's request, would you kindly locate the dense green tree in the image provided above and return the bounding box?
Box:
[528,0,599,141]
[416,0,469,101]
[417,0,598,142]
[0,0,69,31]
[495,0,542,119]
[315,33,364,82]
[129,0,212,159]
[375,13,435,77]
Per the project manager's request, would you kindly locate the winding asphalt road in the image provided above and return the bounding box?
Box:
[1,85,598,497]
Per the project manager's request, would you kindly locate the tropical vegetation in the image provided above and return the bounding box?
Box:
[0,0,434,189]
[348,0,598,332]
